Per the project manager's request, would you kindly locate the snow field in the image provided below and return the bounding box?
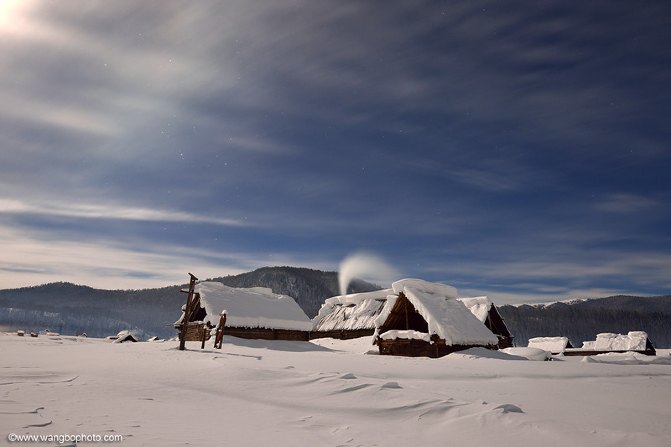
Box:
[1,333,670,446]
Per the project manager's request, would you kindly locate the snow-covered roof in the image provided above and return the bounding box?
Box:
[112,330,138,343]
[457,297,493,323]
[312,289,393,331]
[376,279,498,346]
[593,331,648,351]
[194,281,312,331]
[527,336,570,353]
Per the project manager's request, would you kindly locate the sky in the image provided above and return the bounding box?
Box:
[1,1,670,303]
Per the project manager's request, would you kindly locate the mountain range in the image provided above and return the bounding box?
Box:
[0,267,377,339]
[1,266,669,347]
[498,295,671,347]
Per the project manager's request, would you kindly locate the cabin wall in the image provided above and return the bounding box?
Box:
[377,338,480,358]
[378,294,429,334]
[181,322,212,342]
[222,327,310,341]
[309,328,375,340]
[496,336,514,349]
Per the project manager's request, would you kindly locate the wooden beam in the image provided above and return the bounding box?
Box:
[403,294,409,330]
[178,273,199,351]
[214,313,227,349]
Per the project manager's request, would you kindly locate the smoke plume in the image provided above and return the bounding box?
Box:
[338,251,399,296]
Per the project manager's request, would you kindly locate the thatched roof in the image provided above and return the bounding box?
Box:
[312,289,392,332]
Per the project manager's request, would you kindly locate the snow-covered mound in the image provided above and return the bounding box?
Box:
[528,336,571,353]
[593,331,649,351]
[451,347,526,361]
[501,347,552,361]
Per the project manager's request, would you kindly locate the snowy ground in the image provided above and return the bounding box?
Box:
[2,333,670,447]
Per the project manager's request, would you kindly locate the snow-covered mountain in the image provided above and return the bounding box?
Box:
[209,266,379,317]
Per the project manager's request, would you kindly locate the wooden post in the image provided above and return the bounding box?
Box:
[214,313,226,349]
[179,273,199,351]
[200,326,207,350]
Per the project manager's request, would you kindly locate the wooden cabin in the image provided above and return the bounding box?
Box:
[175,281,312,344]
[374,279,499,358]
[312,290,514,348]
[458,297,514,349]
[109,330,138,343]
[527,336,574,354]
[563,331,656,356]
[311,289,392,339]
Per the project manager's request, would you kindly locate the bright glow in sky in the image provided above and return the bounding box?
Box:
[1,1,670,303]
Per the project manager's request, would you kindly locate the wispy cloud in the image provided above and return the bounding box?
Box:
[422,250,671,302]
[596,194,660,214]
[0,222,343,290]
[0,1,668,297]
[0,199,250,228]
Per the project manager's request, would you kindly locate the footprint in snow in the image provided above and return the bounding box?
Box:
[380,381,402,390]
[339,373,357,380]
[23,420,52,428]
[337,383,372,393]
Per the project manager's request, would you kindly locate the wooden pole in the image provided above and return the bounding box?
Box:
[200,326,207,350]
[214,313,227,349]
[179,273,199,351]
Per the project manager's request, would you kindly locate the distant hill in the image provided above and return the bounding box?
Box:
[1,269,669,348]
[211,266,379,318]
[0,282,184,339]
[0,267,379,338]
[498,295,671,347]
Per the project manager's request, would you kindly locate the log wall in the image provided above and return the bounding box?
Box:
[182,323,212,342]
[222,327,310,341]
[376,337,485,358]
[309,329,375,340]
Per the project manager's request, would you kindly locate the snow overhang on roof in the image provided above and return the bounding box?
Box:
[195,281,312,331]
[457,297,493,323]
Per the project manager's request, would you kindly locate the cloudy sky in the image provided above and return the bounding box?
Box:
[1,1,670,302]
